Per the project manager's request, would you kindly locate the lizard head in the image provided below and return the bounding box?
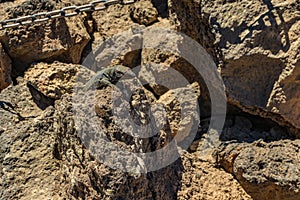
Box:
[112,65,134,80]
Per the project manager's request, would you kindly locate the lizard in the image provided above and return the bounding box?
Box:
[83,65,134,91]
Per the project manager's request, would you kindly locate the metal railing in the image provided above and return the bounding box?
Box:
[0,0,136,30]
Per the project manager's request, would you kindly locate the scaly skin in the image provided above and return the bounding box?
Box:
[83,65,133,91]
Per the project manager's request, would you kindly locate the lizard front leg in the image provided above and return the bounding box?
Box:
[97,78,115,89]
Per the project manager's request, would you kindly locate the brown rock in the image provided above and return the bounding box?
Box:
[0,78,57,199]
[130,1,158,26]
[24,62,81,99]
[177,151,252,200]
[157,82,200,143]
[267,63,300,129]
[0,0,299,199]
[0,0,90,77]
[54,77,183,199]
[202,0,300,130]
[0,43,12,90]
[217,140,300,200]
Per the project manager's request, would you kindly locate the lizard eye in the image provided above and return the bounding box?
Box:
[115,71,124,78]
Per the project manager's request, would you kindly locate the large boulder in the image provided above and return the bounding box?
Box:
[202,0,300,129]
[24,62,81,100]
[217,140,300,200]
[0,0,91,77]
